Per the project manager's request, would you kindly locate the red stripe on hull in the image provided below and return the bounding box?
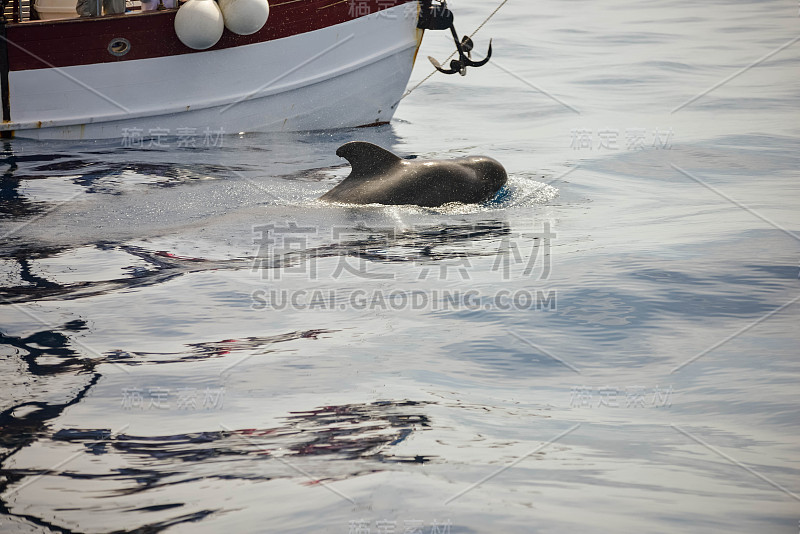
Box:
[5,0,414,71]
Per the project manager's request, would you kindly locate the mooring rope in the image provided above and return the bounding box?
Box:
[399,0,510,101]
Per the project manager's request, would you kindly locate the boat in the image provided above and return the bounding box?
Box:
[0,0,491,140]
[0,0,419,140]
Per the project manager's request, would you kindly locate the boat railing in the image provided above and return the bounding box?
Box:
[2,0,147,23]
[3,0,33,22]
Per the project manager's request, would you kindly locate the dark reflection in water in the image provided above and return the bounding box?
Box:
[0,211,508,530]
[1,217,456,530]
[257,220,512,272]
[0,244,191,303]
[0,283,433,529]
[44,400,430,469]
[106,329,336,365]
[1,221,511,304]
[29,160,243,187]
[0,319,91,377]
[0,143,250,225]
[2,398,432,532]
[0,319,101,533]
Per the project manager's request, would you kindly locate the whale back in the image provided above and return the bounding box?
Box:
[319,142,404,203]
[336,142,401,179]
[319,141,507,206]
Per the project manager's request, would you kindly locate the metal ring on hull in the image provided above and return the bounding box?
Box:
[108,38,132,57]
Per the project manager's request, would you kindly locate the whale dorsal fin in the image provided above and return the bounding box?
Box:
[336,142,402,180]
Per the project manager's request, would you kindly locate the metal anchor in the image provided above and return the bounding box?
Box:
[418,0,493,76]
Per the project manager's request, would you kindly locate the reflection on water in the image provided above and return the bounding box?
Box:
[3,400,432,531]
[2,0,800,531]
[1,220,518,304]
[107,329,335,365]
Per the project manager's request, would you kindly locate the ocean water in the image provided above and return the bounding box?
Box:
[1,0,799,532]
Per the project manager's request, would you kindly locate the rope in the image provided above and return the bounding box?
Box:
[399,0,510,101]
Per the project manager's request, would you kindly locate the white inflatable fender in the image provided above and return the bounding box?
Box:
[218,0,270,36]
[174,0,225,50]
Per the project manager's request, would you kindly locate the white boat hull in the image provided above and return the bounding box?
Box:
[3,4,422,140]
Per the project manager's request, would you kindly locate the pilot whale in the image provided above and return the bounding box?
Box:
[319,142,507,207]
